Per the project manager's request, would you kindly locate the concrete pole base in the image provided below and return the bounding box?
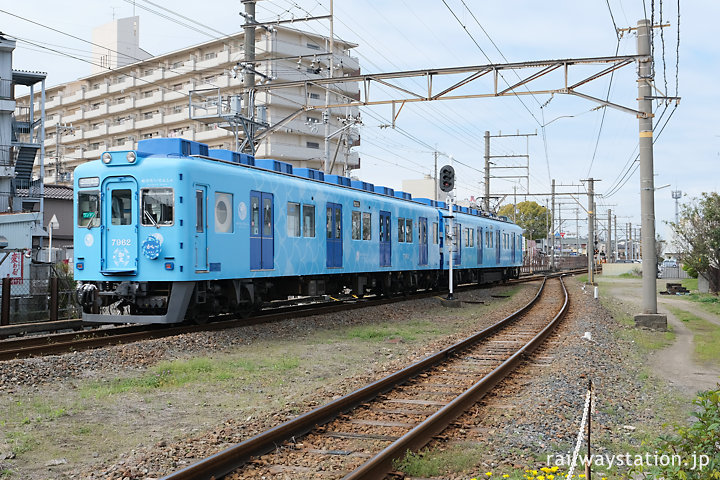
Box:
[440,298,463,308]
[633,313,668,331]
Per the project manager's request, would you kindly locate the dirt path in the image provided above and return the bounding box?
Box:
[657,294,720,327]
[599,276,720,392]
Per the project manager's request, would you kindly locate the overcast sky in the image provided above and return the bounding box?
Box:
[3,0,717,242]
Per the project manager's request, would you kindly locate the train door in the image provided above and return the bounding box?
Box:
[379,210,391,267]
[496,230,501,264]
[454,223,461,265]
[250,191,274,270]
[512,233,516,263]
[477,227,483,265]
[102,176,138,273]
[326,202,343,268]
[194,185,208,272]
[418,216,428,265]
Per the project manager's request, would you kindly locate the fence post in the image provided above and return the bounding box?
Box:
[49,276,59,322]
[1,277,10,326]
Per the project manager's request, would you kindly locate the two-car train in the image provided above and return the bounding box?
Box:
[73,137,523,323]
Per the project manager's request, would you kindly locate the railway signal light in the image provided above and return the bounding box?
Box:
[439,165,455,192]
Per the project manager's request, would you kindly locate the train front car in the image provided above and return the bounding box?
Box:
[74,141,193,323]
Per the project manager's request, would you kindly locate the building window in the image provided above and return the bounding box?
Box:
[91,102,102,110]
[91,83,101,90]
[171,61,184,69]
[143,68,154,76]
[308,92,321,100]
[91,123,102,130]
[287,202,301,237]
[114,137,126,146]
[113,76,126,84]
[89,142,101,150]
[306,141,320,149]
[204,52,217,60]
[172,104,184,114]
[143,111,155,119]
[141,90,155,98]
[116,97,126,104]
[306,42,321,50]
[171,83,183,91]
[303,204,315,237]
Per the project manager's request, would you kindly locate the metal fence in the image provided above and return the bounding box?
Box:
[0,268,80,325]
[658,266,690,279]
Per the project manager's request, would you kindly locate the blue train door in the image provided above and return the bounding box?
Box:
[250,191,274,270]
[418,217,428,265]
[496,230,501,264]
[194,185,208,272]
[102,177,138,273]
[326,202,343,268]
[477,227,483,265]
[379,210,391,267]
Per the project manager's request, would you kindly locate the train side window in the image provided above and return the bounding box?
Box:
[486,230,492,248]
[111,189,132,225]
[77,191,100,227]
[334,206,342,239]
[433,222,438,244]
[326,207,332,239]
[362,212,372,240]
[405,219,413,243]
[352,210,361,240]
[287,202,301,237]
[251,196,260,235]
[302,204,315,237]
[398,218,405,242]
[195,190,204,233]
[141,188,174,227]
[379,215,385,241]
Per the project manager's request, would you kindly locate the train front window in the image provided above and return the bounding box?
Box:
[141,188,174,226]
[77,191,100,227]
[111,189,132,225]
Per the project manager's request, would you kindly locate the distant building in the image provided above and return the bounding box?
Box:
[18,17,361,184]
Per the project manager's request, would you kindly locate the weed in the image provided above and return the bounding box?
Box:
[394,444,486,476]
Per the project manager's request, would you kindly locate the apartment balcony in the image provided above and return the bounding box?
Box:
[85,104,109,120]
[163,90,187,102]
[85,83,109,100]
[109,76,137,93]
[108,140,135,151]
[142,69,166,83]
[165,60,195,80]
[64,109,84,123]
[136,90,163,108]
[163,111,189,125]
[109,119,134,135]
[64,129,84,142]
[45,95,62,110]
[109,97,135,113]
[61,89,84,106]
[194,128,231,142]
[45,116,59,129]
[135,113,163,130]
[85,125,108,139]
[196,49,231,70]
[84,146,107,159]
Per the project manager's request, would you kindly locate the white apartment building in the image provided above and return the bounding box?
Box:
[19,17,361,183]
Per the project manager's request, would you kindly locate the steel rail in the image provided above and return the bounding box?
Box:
[160,277,556,480]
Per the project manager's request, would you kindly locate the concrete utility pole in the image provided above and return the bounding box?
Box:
[614,214,618,263]
[635,19,666,327]
[672,189,682,224]
[323,0,335,174]
[585,178,595,284]
[551,179,556,270]
[576,209,580,255]
[607,209,612,263]
[242,0,256,144]
[484,131,490,212]
[545,198,550,258]
[434,150,438,202]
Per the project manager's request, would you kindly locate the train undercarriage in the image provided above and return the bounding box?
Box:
[77,267,520,324]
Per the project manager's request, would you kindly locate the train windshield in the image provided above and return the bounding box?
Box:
[77,191,100,227]
[141,188,174,226]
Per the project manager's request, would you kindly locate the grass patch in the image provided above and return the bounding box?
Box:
[619,269,642,278]
[344,319,442,342]
[4,431,36,456]
[394,444,486,477]
[668,306,720,364]
[681,277,698,291]
[686,291,720,316]
[80,354,300,398]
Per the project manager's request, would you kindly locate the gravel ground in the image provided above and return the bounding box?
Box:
[0,283,537,479]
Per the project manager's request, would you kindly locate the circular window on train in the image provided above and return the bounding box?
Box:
[215,192,233,233]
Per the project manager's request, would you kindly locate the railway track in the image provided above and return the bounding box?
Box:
[0,270,581,361]
[159,275,569,480]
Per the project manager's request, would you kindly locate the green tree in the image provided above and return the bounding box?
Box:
[670,192,720,293]
[497,201,550,241]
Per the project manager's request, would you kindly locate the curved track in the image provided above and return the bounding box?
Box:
[159,276,569,480]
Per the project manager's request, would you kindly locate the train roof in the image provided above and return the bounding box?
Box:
[96,137,517,225]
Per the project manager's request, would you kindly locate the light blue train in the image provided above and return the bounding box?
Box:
[73,138,523,323]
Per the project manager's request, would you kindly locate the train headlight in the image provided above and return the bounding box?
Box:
[126,151,137,163]
[101,152,112,164]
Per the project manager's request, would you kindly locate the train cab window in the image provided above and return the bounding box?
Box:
[77,191,100,227]
[405,219,413,243]
[398,218,405,242]
[251,196,260,235]
[263,197,273,236]
[214,192,233,233]
[303,204,315,237]
[352,211,361,240]
[111,189,132,225]
[288,202,301,237]
[141,188,174,227]
[362,212,372,240]
[433,222,438,244]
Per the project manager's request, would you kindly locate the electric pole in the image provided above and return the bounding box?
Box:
[672,189,682,224]
[551,179,556,270]
[583,178,596,284]
[607,209,612,263]
[242,0,256,134]
[323,0,335,174]
[484,131,490,212]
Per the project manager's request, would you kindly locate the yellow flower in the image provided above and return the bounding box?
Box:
[503,476,510,479]
[551,466,559,472]
[486,473,492,477]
